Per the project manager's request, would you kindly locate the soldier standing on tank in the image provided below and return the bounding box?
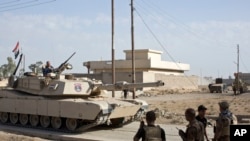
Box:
[133,110,166,141]
[179,108,204,141]
[123,89,128,99]
[213,101,237,141]
[42,61,54,76]
[196,105,209,141]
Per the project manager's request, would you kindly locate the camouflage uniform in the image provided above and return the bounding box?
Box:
[180,119,204,141]
[214,101,236,141]
[214,114,231,141]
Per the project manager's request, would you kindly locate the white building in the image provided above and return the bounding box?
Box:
[80,49,198,90]
[84,49,190,75]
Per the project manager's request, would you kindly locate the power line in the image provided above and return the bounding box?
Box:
[0,0,56,12]
[134,1,191,44]
[135,0,250,79]
[138,0,235,49]
[240,53,250,73]
[0,0,37,9]
[134,8,197,87]
[0,0,20,5]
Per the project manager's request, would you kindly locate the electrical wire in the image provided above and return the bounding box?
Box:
[0,0,37,9]
[134,7,198,87]
[240,54,250,73]
[139,0,235,49]
[0,0,56,12]
[135,1,194,45]
[135,0,250,78]
[0,0,20,5]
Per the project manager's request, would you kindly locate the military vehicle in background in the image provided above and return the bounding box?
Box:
[232,73,248,95]
[0,53,164,132]
[208,78,227,93]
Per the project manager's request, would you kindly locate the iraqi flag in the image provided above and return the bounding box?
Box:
[12,41,20,59]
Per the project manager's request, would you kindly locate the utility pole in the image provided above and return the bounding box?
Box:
[111,0,115,98]
[130,0,136,99]
[237,44,239,94]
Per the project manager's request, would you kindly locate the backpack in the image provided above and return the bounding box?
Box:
[220,110,238,124]
[144,125,162,141]
[219,112,236,136]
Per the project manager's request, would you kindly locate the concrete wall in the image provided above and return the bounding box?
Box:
[73,72,199,91]
[155,74,198,90]
[124,49,162,60]
[72,73,103,81]
[198,77,213,86]
[102,72,143,84]
[239,73,250,84]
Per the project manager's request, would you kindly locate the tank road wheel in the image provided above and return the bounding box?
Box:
[19,114,29,125]
[51,117,62,129]
[0,112,9,123]
[29,115,39,127]
[40,116,50,128]
[10,113,18,124]
[66,118,78,131]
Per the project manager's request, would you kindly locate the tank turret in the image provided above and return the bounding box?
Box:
[14,74,164,96]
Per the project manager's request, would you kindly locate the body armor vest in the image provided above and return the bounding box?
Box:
[144,126,162,141]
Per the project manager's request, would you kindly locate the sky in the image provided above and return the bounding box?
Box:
[0,0,250,78]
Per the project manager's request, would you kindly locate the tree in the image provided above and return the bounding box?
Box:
[0,57,16,78]
[7,57,16,74]
[0,65,5,77]
[28,61,43,74]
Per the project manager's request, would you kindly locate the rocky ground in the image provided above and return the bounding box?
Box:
[139,90,250,125]
[0,80,250,140]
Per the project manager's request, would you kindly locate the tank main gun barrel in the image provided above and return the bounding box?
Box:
[55,52,76,74]
[95,80,164,91]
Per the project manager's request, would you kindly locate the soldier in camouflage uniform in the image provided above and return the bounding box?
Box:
[213,101,237,141]
[179,108,204,141]
[134,110,166,141]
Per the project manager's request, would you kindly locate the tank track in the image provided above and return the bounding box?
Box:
[0,113,100,133]
[0,113,139,133]
[0,120,99,133]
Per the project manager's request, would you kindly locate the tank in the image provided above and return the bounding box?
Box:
[0,53,164,132]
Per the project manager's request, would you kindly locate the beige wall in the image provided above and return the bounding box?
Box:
[87,59,189,75]
[124,49,162,60]
[102,72,143,84]
[155,73,198,90]
[74,72,199,91]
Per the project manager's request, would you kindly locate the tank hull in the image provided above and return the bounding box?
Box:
[0,89,146,132]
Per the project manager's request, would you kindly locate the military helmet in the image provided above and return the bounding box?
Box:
[219,101,229,110]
